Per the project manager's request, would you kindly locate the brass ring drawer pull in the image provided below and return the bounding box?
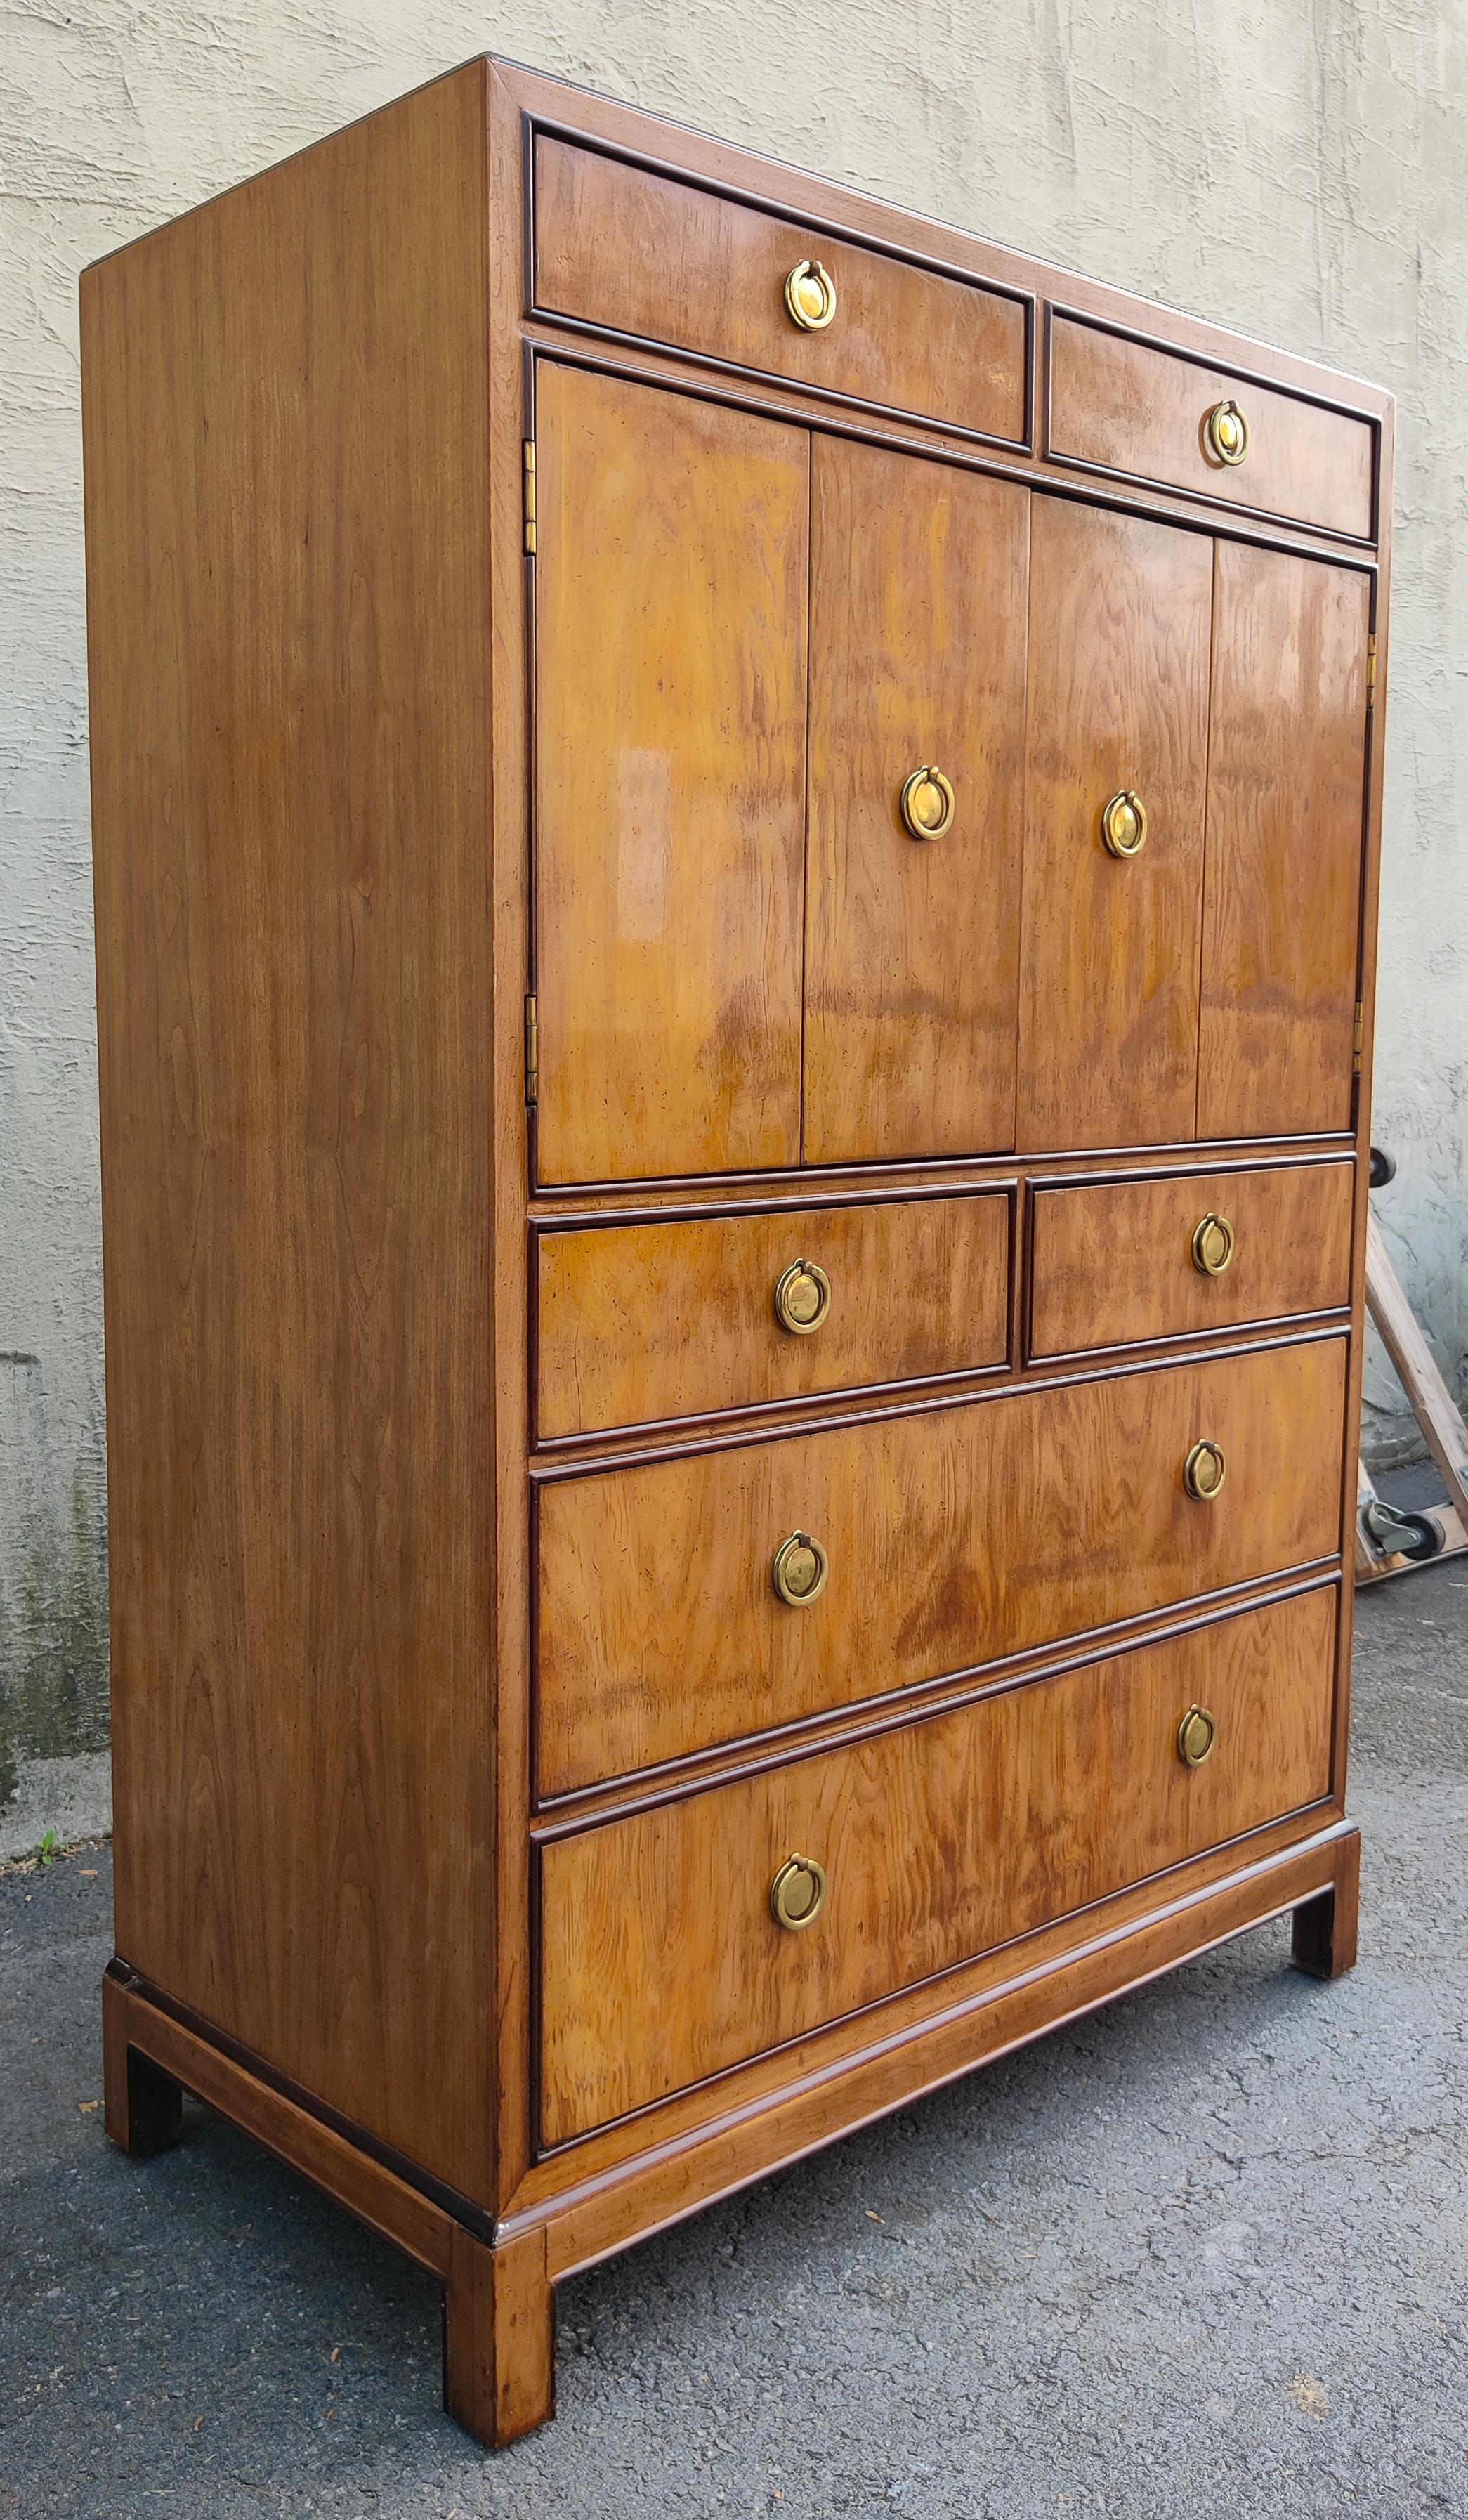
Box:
[900,764,955,841]
[1203,398,1250,465]
[1191,1212,1236,1277]
[772,1530,830,1607]
[770,1852,828,1931]
[773,1258,832,1336]
[784,257,837,331]
[1184,1439,1228,1501]
[1101,789,1148,859]
[1177,1704,1218,1768]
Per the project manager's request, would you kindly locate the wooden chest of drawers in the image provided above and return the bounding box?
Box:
[84,58,1391,2448]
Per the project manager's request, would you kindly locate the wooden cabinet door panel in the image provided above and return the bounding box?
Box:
[537,1336,1345,1791]
[1198,545,1369,1139]
[535,365,809,1183]
[1017,501,1212,1151]
[804,440,1028,1163]
[539,1585,1337,2141]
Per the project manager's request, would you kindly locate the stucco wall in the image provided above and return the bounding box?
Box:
[3,1,1464,1850]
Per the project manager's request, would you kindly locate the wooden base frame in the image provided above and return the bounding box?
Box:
[102,1818,1358,2449]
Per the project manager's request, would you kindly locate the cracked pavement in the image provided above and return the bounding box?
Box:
[3,1547,1466,2518]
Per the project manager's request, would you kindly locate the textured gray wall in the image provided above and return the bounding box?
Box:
[2,1,1464,1846]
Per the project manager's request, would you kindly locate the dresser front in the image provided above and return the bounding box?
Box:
[515,113,1380,2186]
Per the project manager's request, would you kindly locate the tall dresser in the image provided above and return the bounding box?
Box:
[84,57,1391,2446]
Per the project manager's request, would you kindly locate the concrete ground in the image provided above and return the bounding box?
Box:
[4,1548,1466,2520]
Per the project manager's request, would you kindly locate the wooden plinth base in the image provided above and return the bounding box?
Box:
[100,1820,1359,2449]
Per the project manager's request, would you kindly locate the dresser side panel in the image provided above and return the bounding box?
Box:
[82,63,497,2199]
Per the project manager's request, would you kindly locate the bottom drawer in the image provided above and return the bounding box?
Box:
[539,1586,1337,2143]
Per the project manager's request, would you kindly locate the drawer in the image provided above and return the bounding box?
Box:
[540,1584,1337,2140]
[1049,315,1374,540]
[536,1192,1009,1439]
[534,137,1028,445]
[1028,1162,1355,1360]
[537,1336,1345,1791]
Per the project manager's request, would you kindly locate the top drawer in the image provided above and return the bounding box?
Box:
[533,137,1028,445]
[1049,315,1375,540]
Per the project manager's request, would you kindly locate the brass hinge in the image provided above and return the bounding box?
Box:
[1353,1001,1365,1073]
[523,440,537,555]
[524,993,538,1104]
[1366,633,1377,707]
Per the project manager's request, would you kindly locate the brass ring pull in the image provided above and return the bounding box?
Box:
[784,257,837,332]
[1191,1213,1236,1277]
[1184,1439,1228,1502]
[1177,1704,1218,1768]
[773,1258,832,1337]
[1101,790,1148,859]
[1204,399,1250,466]
[772,1530,830,1607]
[770,1852,828,1931]
[900,765,955,841]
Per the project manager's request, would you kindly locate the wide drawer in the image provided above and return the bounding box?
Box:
[536,1336,1346,1791]
[533,137,1027,444]
[1049,315,1375,540]
[536,1192,1009,1439]
[1028,1162,1355,1360]
[539,1585,1337,2141]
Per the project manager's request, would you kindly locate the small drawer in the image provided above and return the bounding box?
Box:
[535,1192,1009,1439]
[539,1584,1336,2141]
[536,1336,1345,1791]
[533,137,1028,445]
[1028,1161,1355,1361]
[1049,315,1375,540]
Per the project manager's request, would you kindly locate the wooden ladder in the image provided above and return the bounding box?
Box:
[1356,1212,1468,1583]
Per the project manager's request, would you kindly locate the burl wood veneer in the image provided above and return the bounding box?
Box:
[84,56,1391,2446]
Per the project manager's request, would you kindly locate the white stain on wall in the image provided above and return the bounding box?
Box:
[2,0,1464,1842]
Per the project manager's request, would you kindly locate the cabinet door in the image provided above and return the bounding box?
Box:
[1017,501,1212,1151]
[1198,544,1370,1140]
[804,438,1029,1163]
[535,365,809,1183]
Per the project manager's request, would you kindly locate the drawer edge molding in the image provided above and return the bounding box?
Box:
[1044,303,1379,544]
[518,1819,1357,2212]
[530,1563,1344,1827]
[1024,1157,1357,1364]
[537,1587,1341,2141]
[534,1184,1014,1442]
[529,1317,1350,1484]
[527,119,1037,454]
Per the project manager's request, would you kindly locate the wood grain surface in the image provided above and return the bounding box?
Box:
[84,50,1391,2446]
[83,64,498,2198]
[539,1585,1337,2139]
[1028,1159,1355,1357]
[536,1336,1346,1791]
[1198,542,1370,1139]
[1016,500,1212,1150]
[534,363,809,1182]
[1049,317,1375,538]
[536,1190,1009,1438]
[534,136,1027,442]
[803,438,1029,1162]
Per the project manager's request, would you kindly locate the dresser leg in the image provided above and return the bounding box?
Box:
[443,2221,556,2448]
[1291,1831,1361,1980]
[102,1968,185,2156]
